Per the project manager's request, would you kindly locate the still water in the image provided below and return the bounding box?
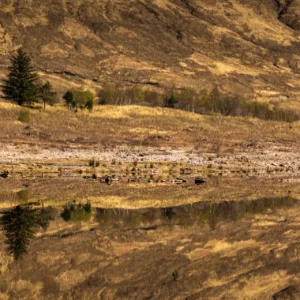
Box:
[0,196,297,261]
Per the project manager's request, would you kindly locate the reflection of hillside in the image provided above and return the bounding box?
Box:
[1,196,299,298]
[1,197,297,261]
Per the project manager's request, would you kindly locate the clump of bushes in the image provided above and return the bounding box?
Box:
[168,86,299,122]
[97,83,299,122]
[98,84,165,106]
[60,202,92,222]
[63,88,94,111]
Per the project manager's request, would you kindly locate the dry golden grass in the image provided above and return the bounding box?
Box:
[1,101,300,151]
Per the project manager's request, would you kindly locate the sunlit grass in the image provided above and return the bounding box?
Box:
[1,100,300,150]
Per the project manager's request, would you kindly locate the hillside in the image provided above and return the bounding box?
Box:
[0,0,300,109]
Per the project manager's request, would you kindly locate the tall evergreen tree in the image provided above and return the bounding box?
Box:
[1,49,39,106]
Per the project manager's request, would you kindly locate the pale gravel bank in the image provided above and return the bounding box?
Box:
[0,144,300,177]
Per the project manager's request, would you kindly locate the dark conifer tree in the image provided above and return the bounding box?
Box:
[165,91,177,108]
[1,49,39,106]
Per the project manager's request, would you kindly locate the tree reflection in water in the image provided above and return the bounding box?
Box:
[0,205,53,260]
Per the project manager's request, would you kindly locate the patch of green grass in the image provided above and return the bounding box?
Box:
[16,189,30,203]
[18,109,31,123]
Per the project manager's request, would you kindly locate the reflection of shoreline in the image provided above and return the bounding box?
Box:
[95,196,298,230]
[1,197,297,260]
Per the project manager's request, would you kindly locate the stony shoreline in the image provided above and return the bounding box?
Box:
[1,143,300,180]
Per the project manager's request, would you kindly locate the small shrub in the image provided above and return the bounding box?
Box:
[63,91,74,108]
[83,202,92,213]
[18,109,31,123]
[89,159,95,167]
[85,98,94,111]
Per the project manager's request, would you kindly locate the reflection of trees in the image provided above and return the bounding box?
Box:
[163,208,174,220]
[95,208,114,226]
[61,202,92,222]
[72,197,300,233]
[0,205,52,260]
[161,197,298,230]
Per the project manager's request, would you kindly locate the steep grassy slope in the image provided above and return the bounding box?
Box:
[0,0,300,107]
